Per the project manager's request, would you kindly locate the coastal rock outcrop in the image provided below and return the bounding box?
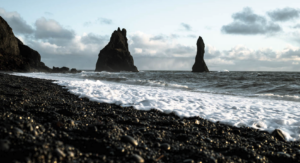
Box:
[0,16,50,72]
[53,66,70,73]
[95,27,138,72]
[0,17,19,57]
[192,36,209,72]
[52,66,81,73]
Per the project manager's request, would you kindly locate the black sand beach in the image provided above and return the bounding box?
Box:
[0,73,299,163]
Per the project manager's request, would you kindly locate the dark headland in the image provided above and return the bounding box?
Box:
[0,16,81,73]
[192,37,209,72]
[0,17,50,72]
[95,28,138,72]
[0,73,299,163]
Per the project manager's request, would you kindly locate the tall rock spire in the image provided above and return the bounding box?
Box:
[192,36,209,72]
[95,27,138,72]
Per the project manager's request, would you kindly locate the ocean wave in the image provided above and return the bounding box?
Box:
[257,93,300,101]
[13,72,300,141]
[58,79,300,141]
[125,79,189,89]
[233,76,247,80]
[80,71,190,89]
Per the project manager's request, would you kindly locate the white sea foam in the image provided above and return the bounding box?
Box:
[13,72,300,141]
[219,69,229,72]
[257,93,300,101]
[126,79,189,89]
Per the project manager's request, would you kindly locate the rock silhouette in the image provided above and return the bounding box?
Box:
[192,36,209,72]
[53,66,70,73]
[0,16,50,72]
[52,66,81,73]
[0,17,19,56]
[95,27,138,72]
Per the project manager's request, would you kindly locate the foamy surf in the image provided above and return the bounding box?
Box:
[13,71,300,141]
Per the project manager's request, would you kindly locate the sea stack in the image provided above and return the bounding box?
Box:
[95,27,138,72]
[192,36,209,72]
[0,16,50,72]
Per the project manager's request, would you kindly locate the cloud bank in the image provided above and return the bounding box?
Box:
[35,17,75,40]
[83,17,113,26]
[204,44,300,71]
[221,7,281,35]
[267,7,300,22]
[181,23,192,31]
[0,8,34,34]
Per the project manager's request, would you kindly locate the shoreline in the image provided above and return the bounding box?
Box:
[0,73,299,163]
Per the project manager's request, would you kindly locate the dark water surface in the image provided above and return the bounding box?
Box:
[82,71,300,102]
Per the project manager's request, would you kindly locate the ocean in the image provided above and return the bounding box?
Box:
[13,71,300,141]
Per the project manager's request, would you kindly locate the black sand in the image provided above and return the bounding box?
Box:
[0,73,299,163]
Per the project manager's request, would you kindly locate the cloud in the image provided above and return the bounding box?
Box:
[129,32,196,58]
[81,33,109,44]
[134,57,194,70]
[150,35,167,41]
[164,45,195,57]
[34,17,75,40]
[44,12,53,16]
[83,21,92,26]
[171,34,180,38]
[24,32,107,69]
[149,34,186,41]
[281,49,300,58]
[187,34,197,38]
[267,7,300,22]
[287,31,300,44]
[181,23,192,31]
[222,7,281,35]
[280,45,300,58]
[203,44,300,71]
[83,17,112,26]
[0,8,34,34]
[205,45,279,61]
[292,24,300,28]
[97,18,112,24]
[204,45,222,59]
[226,46,278,61]
[205,26,212,30]
[27,32,108,57]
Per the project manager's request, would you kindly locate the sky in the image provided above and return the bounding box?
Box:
[1,0,300,71]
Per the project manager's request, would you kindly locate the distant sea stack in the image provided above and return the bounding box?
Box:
[95,27,138,72]
[192,36,209,72]
[0,16,50,72]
